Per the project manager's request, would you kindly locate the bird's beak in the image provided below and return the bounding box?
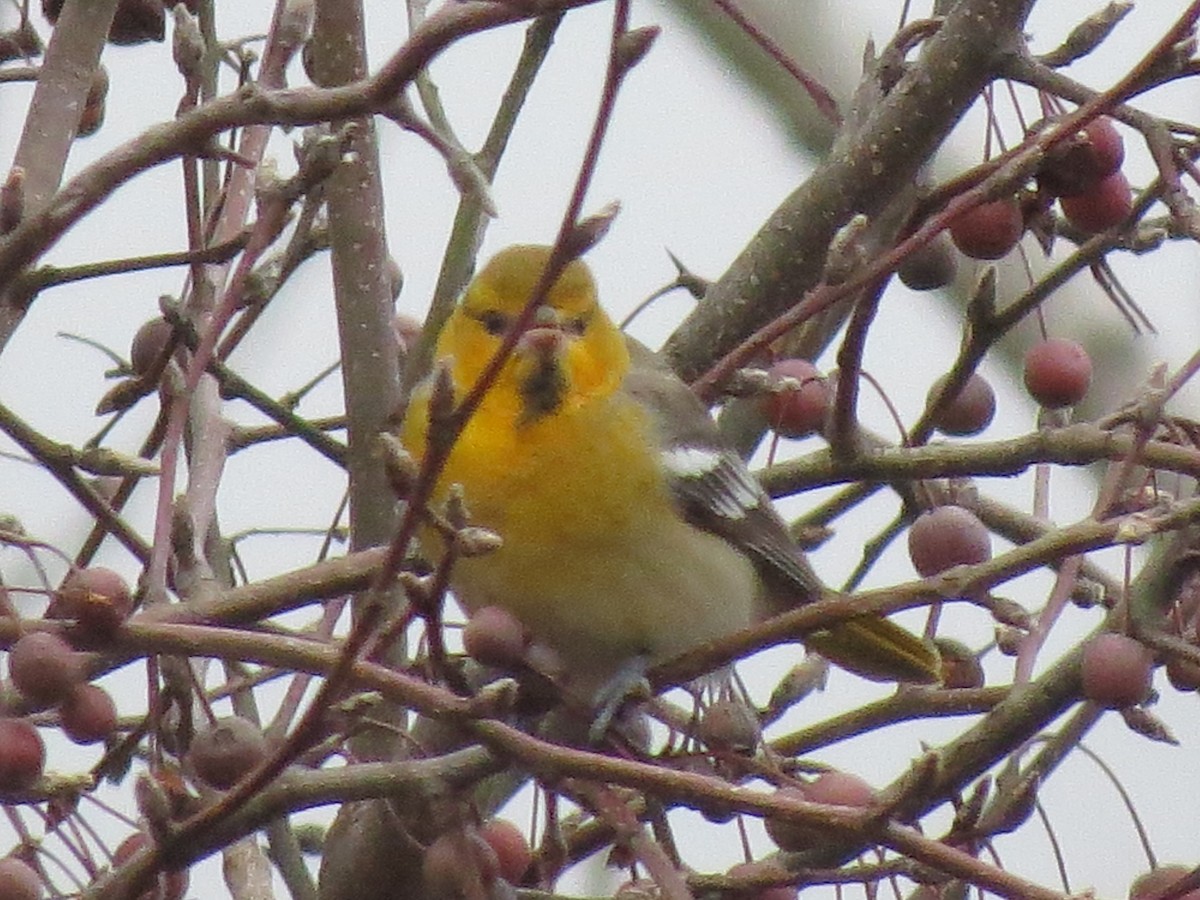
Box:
[517,306,568,359]
[514,306,571,420]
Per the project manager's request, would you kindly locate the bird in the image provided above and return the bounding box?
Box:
[400,244,939,710]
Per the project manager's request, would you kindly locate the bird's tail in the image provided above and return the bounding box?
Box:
[806,615,942,684]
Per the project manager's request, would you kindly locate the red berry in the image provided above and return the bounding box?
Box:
[928,372,996,436]
[1081,633,1153,709]
[802,770,877,808]
[897,235,957,291]
[112,832,147,864]
[423,830,500,898]
[479,819,531,885]
[949,197,1024,260]
[1077,117,1125,180]
[112,833,188,900]
[1023,338,1092,409]
[726,861,797,900]
[1061,169,1133,233]
[189,716,267,790]
[907,506,992,578]
[0,719,45,790]
[9,632,83,706]
[0,856,42,900]
[1039,116,1126,197]
[697,697,759,752]
[764,773,875,853]
[763,786,813,852]
[60,684,118,744]
[762,359,832,439]
[462,606,529,668]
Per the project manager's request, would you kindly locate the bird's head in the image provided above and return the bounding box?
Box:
[438,245,629,421]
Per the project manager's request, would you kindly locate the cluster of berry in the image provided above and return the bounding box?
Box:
[948,115,1132,263]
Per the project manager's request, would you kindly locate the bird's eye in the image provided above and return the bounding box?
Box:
[476,310,510,336]
[564,314,589,335]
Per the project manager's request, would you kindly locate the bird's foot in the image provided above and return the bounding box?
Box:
[588,656,652,745]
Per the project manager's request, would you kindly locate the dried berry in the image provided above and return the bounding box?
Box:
[189,716,267,790]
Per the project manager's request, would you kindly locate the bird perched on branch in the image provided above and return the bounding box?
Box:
[401,244,938,710]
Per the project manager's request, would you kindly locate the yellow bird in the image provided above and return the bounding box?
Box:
[401,245,938,704]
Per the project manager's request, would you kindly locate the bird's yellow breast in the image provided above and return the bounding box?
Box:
[402,382,756,688]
